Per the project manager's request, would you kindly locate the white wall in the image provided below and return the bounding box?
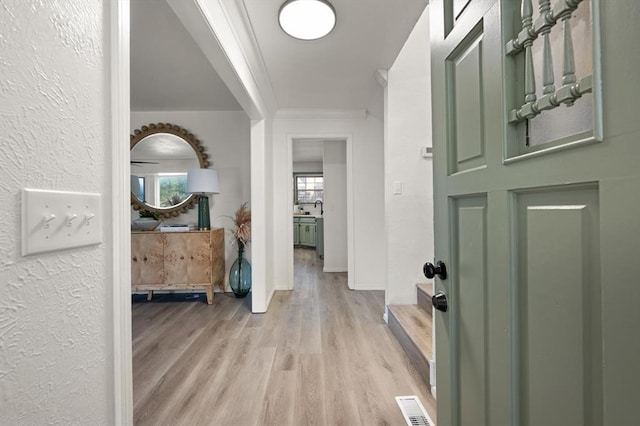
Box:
[293,161,322,173]
[385,7,434,305]
[131,111,251,289]
[322,141,348,272]
[272,115,386,291]
[0,1,113,424]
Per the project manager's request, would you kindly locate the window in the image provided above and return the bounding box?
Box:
[136,176,145,202]
[157,173,189,207]
[295,174,323,204]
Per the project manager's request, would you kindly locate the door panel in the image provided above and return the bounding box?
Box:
[164,233,188,283]
[515,187,601,426]
[448,25,486,174]
[165,232,211,284]
[186,232,211,284]
[131,233,164,285]
[454,198,488,426]
[161,232,212,285]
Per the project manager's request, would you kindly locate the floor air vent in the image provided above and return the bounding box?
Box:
[395,395,434,426]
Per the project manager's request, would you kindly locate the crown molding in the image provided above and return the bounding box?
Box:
[275,109,368,120]
[375,68,388,88]
[222,0,279,114]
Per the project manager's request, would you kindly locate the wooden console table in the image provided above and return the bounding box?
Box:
[131,229,225,304]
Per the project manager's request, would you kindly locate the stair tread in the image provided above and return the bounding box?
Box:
[388,304,433,362]
[416,282,434,297]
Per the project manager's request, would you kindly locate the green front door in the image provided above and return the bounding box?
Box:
[429,1,640,425]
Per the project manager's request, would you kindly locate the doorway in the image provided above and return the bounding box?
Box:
[286,136,354,291]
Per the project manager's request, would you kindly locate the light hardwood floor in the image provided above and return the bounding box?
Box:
[132,248,435,425]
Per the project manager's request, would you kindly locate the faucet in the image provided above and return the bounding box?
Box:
[314,200,324,215]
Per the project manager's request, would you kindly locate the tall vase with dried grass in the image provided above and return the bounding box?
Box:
[228,202,252,298]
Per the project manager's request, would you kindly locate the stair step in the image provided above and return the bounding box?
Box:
[416,283,434,315]
[388,304,434,390]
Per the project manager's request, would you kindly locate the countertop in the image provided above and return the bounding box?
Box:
[293,213,323,218]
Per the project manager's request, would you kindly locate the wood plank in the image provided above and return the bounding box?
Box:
[417,282,434,314]
[133,248,436,425]
[388,305,434,395]
[388,304,434,360]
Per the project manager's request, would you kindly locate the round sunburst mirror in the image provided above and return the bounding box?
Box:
[130,123,209,218]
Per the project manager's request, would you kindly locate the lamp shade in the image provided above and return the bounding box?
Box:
[187,169,220,194]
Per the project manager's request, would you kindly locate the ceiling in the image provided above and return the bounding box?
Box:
[130,0,428,113]
[292,139,325,163]
[130,0,241,111]
[242,0,427,111]
[131,134,196,160]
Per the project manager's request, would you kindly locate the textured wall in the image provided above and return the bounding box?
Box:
[385,6,434,306]
[0,1,112,424]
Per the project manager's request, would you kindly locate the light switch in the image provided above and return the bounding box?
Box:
[393,181,403,195]
[22,189,103,256]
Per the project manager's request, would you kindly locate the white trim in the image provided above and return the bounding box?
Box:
[286,136,295,290]
[375,68,389,87]
[111,0,132,424]
[263,286,276,313]
[323,267,348,273]
[276,109,367,120]
[250,119,268,313]
[221,0,278,113]
[286,134,355,291]
[430,360,437,391]
[352,285,386,290]
[345,134,355,290]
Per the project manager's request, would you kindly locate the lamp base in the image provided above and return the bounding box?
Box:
[197,195,210,230]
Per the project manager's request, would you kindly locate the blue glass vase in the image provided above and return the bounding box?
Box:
[229,241,251,298]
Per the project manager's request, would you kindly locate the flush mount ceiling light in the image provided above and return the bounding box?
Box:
[279,0,336,41]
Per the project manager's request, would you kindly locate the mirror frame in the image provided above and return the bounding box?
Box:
[130,122,209,218]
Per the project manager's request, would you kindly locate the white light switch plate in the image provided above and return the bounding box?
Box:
[393,181,403,195]
[22,189,103,256]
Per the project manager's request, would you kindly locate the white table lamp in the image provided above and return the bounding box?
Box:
[187,168,220,230]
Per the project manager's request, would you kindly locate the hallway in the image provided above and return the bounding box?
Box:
[132,248,434,425]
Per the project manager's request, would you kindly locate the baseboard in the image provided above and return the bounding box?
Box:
[323,267,347,273]
[264,286,276,312]
[354,285,385,290]
[383,305,389,324]
[430,360,436,391]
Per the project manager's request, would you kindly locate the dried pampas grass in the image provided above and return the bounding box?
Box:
[231,202,251,245]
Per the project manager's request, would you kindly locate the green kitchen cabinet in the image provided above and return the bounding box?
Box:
[293,217,300,245]
[298,217,316,247]
[294,217,318,248]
